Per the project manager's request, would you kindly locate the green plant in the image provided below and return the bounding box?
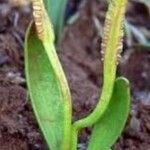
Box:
[25,0,130,150]
[43,0,68,42]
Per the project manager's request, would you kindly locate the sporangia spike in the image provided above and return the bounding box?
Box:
[101,0,126,65]
[32,0,44,40]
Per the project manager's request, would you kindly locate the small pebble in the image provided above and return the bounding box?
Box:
[7,72,25,84]
[130,116,141,132]
[78,143,87,150]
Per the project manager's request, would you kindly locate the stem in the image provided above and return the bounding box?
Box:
[71,126,79,150]
[72,81,114,129]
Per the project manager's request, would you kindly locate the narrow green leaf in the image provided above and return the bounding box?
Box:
[87,77,130,150]
[25,23,72,150]
[43,0,68,40]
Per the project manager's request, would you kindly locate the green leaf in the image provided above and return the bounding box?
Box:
[43,0,68,40]
[24,23,72,150]
[87,77,130,150]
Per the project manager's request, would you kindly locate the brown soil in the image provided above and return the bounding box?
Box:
[0,0,149,150]
[0,76,45,150]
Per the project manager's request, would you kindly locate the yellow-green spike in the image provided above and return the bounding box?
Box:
[32,0,55,42]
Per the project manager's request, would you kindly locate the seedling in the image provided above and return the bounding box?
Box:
[25,0,130,150]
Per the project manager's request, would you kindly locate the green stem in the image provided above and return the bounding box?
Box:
[71,126,79,150]
[72,81,114,128]
[71,82,115,149]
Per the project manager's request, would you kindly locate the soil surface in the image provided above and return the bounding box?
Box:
[0,0,149,150]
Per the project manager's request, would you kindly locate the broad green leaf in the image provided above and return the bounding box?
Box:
[25,24,72,150]
[43,0,68,40]
[87,77,130,150]
[27,1,72,149]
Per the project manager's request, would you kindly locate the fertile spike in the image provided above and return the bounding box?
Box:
[72,0,128,134]
[101,0,126,65]
[32,0,44,40]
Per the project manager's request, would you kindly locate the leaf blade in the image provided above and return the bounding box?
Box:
[25,23,72,150]
[87,77,130,150]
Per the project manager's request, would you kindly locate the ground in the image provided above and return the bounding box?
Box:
[0,0,149,150]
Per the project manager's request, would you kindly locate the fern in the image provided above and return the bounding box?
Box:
[71,0,129,149]
[25,0,130,150]
[25,0,72,149]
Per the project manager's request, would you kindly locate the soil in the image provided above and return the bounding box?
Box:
[0,0,149,150]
